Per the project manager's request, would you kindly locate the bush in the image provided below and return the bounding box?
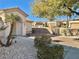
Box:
[34,35,51,48]
[34,35,64,59]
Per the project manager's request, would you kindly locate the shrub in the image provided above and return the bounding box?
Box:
[34,35,51,48]
[34,35,64,59]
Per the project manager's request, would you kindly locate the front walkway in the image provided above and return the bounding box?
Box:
[0,37,37,59]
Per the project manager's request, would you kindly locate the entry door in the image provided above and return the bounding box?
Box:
[16,22,22,36]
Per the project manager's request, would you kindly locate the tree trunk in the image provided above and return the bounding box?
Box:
[0,40,5,46]
[66,16,69,28]
[6,22,14,47]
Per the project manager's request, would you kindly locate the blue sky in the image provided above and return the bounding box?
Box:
[0,0,48,22]
[0,0,79,22]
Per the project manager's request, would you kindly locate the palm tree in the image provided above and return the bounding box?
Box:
[0,16,8,46]
[5,13,21,47]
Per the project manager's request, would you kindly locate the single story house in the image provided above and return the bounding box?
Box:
[0,7,32,37]
[32,22,48,28]
[47,20,79,36]
[32,22,45,28]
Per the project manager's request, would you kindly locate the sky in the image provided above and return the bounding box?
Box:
[0,0,79,22]
[0,0,48,22]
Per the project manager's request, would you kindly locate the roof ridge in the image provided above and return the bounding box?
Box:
[0,7,28,17]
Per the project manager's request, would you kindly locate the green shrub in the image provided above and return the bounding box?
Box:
[34,35,51,48]
[34,35,64,59]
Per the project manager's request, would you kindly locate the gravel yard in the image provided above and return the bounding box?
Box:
[0,37,37,59]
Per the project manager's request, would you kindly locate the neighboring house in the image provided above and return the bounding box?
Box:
[69,21,79,29]
[47,22,57,30]
[47,21,59,34]
[32,22,46,28]
[32,22,53,34]
[0,7,32,37]
[47,20,79,36]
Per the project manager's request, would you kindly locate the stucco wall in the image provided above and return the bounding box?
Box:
[70,23,79,29]
[25,21,32,34]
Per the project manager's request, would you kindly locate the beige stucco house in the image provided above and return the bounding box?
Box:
[47,20,79,36]
[52,20,79,29]
[69,21,79,29]
[0,7,32,37]
[32,22,46,28]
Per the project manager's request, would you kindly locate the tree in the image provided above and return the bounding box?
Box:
[32,0,79,30]
[5,13,21,47]
[32,0,79,36]
[0,16,8,46]
[63,0,79,35]
[32,0,64,21]
[64,2,79,15]
[32,0,78,20]
[0,13,21,47]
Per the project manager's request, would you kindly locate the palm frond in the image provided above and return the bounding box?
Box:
[5,13,21,23]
